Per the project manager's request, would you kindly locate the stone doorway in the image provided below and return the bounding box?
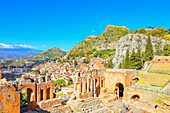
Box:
[115,83,124,97]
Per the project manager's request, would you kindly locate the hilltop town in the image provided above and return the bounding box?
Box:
[0,26,170,113]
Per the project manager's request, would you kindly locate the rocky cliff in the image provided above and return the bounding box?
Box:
[113,34,170,68]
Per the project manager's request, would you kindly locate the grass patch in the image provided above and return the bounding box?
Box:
[137,71,170,87]
[149,64,170,74]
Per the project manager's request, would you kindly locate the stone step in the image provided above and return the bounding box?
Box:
[99,94,110,99]
[103,97,115,103]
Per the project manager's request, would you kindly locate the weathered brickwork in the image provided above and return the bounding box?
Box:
[0,75,57,113]
[74,68,138,100]
[0,86,20,113]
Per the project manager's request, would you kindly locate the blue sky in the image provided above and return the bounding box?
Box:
[0,0,170,51]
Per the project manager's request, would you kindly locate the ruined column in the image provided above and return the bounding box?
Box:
[78,78,81,95]
[37,84,41,102]
[50,83,54,100]
[43,84,47,101]
[94,78,96,97]
[82,79,84,94]
[74,77,78,93]
[84,78,87,92]
[87,77,89,93]
[91,77,93,92]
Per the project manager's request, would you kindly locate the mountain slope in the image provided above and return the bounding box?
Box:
[66,25,131,60]
[0,47,67,67]
[0,44,43,62]
[0,54,36,62]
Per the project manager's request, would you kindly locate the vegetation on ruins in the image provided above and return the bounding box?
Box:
[104,58,113,68]
[55,79,65,87]
[20,89,27,105]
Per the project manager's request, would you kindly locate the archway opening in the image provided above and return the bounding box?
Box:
[20,88,33,111]
[40,89,43,101]
[116,83,124,97]
[131,95,140,101]
[46,88,50,100]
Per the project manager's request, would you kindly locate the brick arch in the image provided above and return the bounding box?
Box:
[17,83,37,110]
[18,86,34,92]
[17,83,36,92]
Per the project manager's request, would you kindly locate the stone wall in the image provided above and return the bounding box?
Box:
[0,86,20,113]
[38,99,62,110]
[78,93,93,99]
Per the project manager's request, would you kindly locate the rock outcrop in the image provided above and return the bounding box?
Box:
[113,34,170,68]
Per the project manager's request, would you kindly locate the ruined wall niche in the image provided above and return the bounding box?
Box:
[39,76,45,83]
[130,94,140,101]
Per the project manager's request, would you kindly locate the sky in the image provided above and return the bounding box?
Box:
[0,0,170,51]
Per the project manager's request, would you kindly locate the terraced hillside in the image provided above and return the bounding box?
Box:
[66,25,131,60]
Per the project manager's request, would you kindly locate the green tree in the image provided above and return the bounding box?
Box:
[108,58,113,68]
[145,36,154,61]
[68,78,73,85]
[138,28,146,34]
[163,44,170,56]
[122,57,125,69]
[119,63,122,69]
[125,49,130,69]
[74,60,77,67]
[55,79,65,87]
[141,51,145,65]
[83,59,89,64]
[129,49,136,69]
[136,49,142,69]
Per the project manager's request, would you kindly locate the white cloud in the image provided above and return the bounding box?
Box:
[92,30,95,33]
[41,45,47,48]
[0,43,37,49]
[0,43,14,48]
[17,44,36,48]
[61,49,69,52]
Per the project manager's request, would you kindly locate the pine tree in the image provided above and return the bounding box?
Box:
[130,49,136,69]
[145,36,154,61]
[119,63,122,69]
[125,49,130,69]
[108,59,113,68]
[122,57,125,69]
[74,60,77,67]
[136,49,142,69]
